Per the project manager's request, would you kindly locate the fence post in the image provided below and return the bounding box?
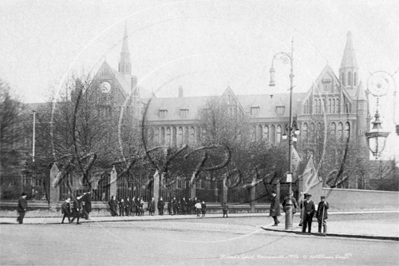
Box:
[250,177,256,212]
[110,166,117,199]
[153,171,159,215]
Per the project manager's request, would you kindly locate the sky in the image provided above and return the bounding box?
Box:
[1,0,398,159]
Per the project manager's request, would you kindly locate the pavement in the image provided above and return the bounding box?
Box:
[1,210,398,241]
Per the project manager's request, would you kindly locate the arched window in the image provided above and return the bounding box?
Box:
[189,127,195,144]
[177,127,183,146]
[348,71,352,86]
[328,99,332,113]
[344,122,350,140]
[251,126,256,142]
[302,123,308,143]
[184,127,189,144]
[330,122,336,138]
[263,125,269,140]
[309,123,315,142]
[258,125,263,141]
[304,101,308,114]
[332,99,336,113]
[337,122,343,140]
[276,125,282,144]
[342,72,345,86]
[166,127,171,146]
[354,72,357,86]
[335,98,339,113]
[154,128,159,144]
[270,125,276,144]
[161,127,165,145]
[322,99,326,113]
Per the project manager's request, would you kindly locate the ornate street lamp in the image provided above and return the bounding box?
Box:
[365,71,391,159]
[365,109,390,159]
[269,38,295,230]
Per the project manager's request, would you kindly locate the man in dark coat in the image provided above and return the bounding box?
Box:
[61,198,71,223]
[82,191,92,220]
[157,197,164,215]
[316,196,329,234]
[108,195,118,216]
[181,197,187,215]
[269,192,280,226]
[119,198,125,216]
[70,195,82,224]
[302,193,316,233]
[17,192,28,224]
[125,197,131,216]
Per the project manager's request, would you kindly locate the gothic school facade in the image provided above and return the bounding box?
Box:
[64,28,370,204]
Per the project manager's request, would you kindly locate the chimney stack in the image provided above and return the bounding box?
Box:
[178,85,183,97]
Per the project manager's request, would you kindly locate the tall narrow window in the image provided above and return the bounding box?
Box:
[270,125,276,144]
[276,125,282,144]
[263,125,269,140]
[337,122,343,140]
[335,98,339,113]
[177,127,183,146]
[328,99,332,113]
[330,122,336,138]
[354,72,357,86]
[302,123,308,143]
[166,127,171,146]
[161,127,165,145]
[344,122,350,140]
[348,71,352,86]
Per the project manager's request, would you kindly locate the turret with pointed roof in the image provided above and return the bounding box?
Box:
[339,31,359,91]
[118,21,131,76]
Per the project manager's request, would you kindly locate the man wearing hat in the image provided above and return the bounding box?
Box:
[316,196,329,234]
[17,192,28,224]
[269,191,280,226]
[301,193,315,233]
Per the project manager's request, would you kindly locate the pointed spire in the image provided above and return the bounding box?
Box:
[356,82,367,101]
[118,21,131,75]
[340,31,358,69]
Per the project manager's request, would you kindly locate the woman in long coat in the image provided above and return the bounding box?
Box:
[269,192,280,226]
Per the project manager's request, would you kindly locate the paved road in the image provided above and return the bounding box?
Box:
[1,215,398,266]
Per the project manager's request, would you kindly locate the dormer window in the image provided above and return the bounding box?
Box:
[159,110,168,118]
[180,109,189,118]
[276,106,285,116]
[250,107,260,117]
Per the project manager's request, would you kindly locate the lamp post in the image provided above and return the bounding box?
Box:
[269,39,295,230]
[365,71,391,159]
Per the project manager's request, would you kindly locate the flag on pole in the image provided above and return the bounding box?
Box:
[291,147,302,180]
[300,154,320,193]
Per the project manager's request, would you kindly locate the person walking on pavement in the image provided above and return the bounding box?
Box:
[270,191,280,226]
[61,197,71,224]
[194,201,202,217]
[17,192,28,224]
[119,198,125,216]
[82,191,92,220]
[201,201,206,218]
[125,197,130,216]
[148,197,155,216]
[282,191,298,223]
[70,195,82,225]
[108,195,118,216]
[158,197,164,215]
[316,196,329,235]
[222,202,229,218]
[302,193,316,233]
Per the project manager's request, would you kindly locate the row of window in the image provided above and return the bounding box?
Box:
[159,109,189,119]
[251,121,351,144]
[152,126,199,146]
[340,71,357,87]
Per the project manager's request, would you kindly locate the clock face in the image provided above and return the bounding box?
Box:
[100,81,111,93]
[367,72,390,97]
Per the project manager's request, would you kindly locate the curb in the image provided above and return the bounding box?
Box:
[261,227,399,242]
